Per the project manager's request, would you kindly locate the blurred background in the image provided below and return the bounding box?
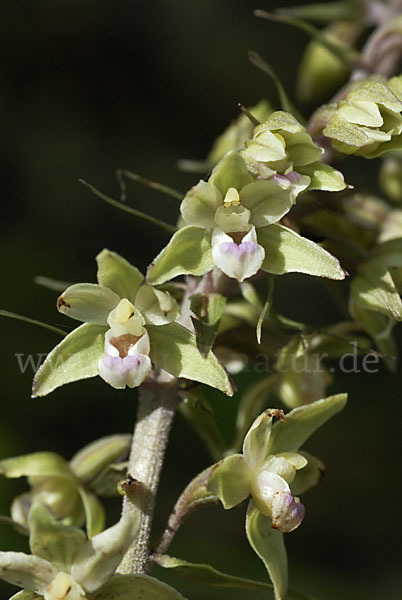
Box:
[0,1,401,599]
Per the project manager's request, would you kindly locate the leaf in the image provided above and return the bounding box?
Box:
[77,487,105,538]
[0,452,73,479]
[0,310,66,337]
[147,226,214,285]
[28,504,86,571]
[246,501,288,600]
[351,260,402,321]
[70,434,131,483]
[92,574,187,600]
[147,322,235,396]
[267,394,347,455]
[299,161,346,191]
[153,554,275,593]
[248,51,304,123]
[79,179,177,234]
[208,454,251,509]
[190,293,226,357]
[96,249,144,303]
[179,388,225,461]
[56,283,120,325]
[32,323,107,397]
[258,224,346,279]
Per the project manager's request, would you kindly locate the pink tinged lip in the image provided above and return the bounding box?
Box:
[101,355,143,374]
[219,240,260,257]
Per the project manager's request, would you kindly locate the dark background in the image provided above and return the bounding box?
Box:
[0,1,401,599]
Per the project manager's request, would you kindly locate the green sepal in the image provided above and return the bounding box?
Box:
[32,323,107,397]
[96,249,144,303]
[9,592,43,600]
[208,454,251,509]
[57,283,120,325]
[77,487,105,538]
[190,293,226,357]
[208,151,252,197]
[0,453,72,480]
[147,322,235,395]
[147,226,214,285]
[258,224,345,279]
[299,161,346,191]
[267,394,347,455]
[70,435,131,483]
[351,260,402,320]
[0,552,56,594]
[89,463,127,498]
[291,451,325,496]
[246,500,288,600]
[28,503,86,571]
[91,574,187,600]
[179,388,225,461]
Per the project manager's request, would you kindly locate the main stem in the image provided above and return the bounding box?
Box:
[118,375,178,575]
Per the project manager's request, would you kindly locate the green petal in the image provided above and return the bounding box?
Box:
[299,162,346,191]
[240,180,293,227]
[351,260,402,320]
[291,451,325,496]
[70,435,131,483]
[9,592,42,600]
[28,503,86,571]
[246,501,288,600]
[32,323,107,397]
[208,151,252,197]
[71,514,139,592]
[96,249,144,303]
[337,99,383,127]
[147,322,235,396]
[91,575,187,600]
[258,224,345,279]
[351,81,402,113]
[263,111,302,133]
[180,181,222,229]
[267,394,347,455]
[147,226,214,285]
[283,131,323,167]
[77,487,105,538]
[0,552,56,594]
[323,114,372,148]
[57,283,120,324]
[0,452,72,479]
[208,454,251,509]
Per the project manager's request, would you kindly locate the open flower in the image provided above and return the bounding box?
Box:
[32,249,234,398]
[148,152,346,285]
[0,503,139,600]
[241,111,346,197]
[208,394,347,600]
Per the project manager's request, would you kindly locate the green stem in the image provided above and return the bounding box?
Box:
[118,375,179,575]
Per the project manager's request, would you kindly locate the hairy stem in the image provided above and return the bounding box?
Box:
[118,374,179,575]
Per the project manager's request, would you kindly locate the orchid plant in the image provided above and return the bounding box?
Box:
[2,1,402,599]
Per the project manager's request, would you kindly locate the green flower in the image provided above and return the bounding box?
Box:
[322,76,402,157]
[0,435,131,538]
[241,111,346,198]
[208,394,347,600]
[148,152,346,284]
[32,249,234,397]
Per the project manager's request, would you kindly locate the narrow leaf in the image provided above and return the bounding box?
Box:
[0,310,66,337]
[246,501,288,600]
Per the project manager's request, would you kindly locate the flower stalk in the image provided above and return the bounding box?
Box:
[118,373,179,575]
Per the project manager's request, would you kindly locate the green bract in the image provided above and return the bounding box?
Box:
[0,504,183,600]
[322,77,402,156]
[0,435,131,538]
[208,394,347,600]
[32,249,234,397]
[241,110,346,195]
[148,152,346,284]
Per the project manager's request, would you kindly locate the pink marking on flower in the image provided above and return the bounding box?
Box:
[220,241,259,257]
